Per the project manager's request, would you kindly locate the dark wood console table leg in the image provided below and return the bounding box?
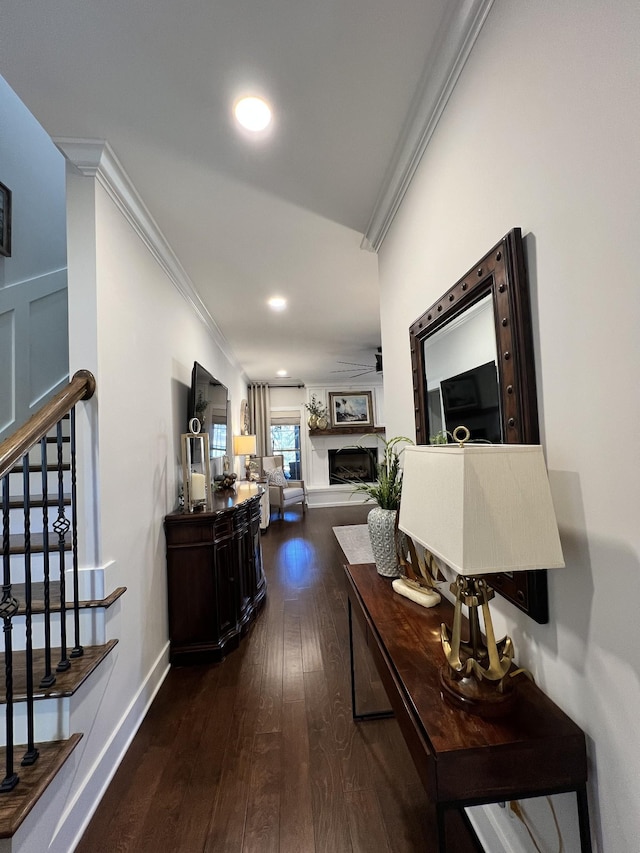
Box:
[576,785,593,853]
[436,804,447,853]
[348,599,394,722]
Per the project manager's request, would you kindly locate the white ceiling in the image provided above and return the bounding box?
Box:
[0,0,490,385]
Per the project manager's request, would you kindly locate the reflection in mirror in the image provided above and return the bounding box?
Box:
[424,294,501,443]
[409,229,548,623]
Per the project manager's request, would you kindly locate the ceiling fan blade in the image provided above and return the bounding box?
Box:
[335,361,376,368]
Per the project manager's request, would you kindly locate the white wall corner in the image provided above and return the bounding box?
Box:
[362,0,494,252]
[53,137,242,371]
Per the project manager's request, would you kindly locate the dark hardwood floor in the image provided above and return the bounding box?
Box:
[76,505,480,853]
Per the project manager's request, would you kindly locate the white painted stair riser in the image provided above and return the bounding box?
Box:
[8,556,66,587]
[9,608,107,651]
[7,555,85,587]
[7,493,72,539]
[0,698,72,749]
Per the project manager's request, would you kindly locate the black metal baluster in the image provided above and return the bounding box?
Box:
[39,436,55,688]
[0,474,19,791]
[21,455,39,766]
[54,422,70,673]
[69,408,83,659]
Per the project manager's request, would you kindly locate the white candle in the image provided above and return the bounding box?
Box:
[191,472,206,502]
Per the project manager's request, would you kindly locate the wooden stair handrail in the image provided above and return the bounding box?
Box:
[0,370,96,481]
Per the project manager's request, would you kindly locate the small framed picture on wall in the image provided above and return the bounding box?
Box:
[0,181,12,258]
[328,391,374,428]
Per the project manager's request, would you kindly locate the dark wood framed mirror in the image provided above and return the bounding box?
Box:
[409,228,549,623]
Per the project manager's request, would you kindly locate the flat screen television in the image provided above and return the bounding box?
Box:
[189,361,229,459]
[440,360,501,443]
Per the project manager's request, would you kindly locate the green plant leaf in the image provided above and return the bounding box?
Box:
[339,434,415,510]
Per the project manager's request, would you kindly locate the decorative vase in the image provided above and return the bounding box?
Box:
[317,416,328,430]
[367,506,400,578]
[308,414,318,430]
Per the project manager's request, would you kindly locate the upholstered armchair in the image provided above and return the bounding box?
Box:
[261,455,307,519]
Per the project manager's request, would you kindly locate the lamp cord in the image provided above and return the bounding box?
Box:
[509,798,564,853]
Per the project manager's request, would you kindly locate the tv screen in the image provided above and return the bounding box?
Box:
[189,362,229,458]
[440,360,501,443]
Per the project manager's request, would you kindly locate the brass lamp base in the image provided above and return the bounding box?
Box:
[440,575,517,718]
[440,666,515,718]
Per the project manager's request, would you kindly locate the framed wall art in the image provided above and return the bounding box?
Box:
[328,391,374,428]
[0,181,11,258]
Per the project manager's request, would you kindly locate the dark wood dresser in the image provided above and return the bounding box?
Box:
[164,486,266,665]
[344,562,592,853]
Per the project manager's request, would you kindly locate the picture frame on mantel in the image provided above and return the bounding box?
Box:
[328,391,374,429]
[0,181,12,258]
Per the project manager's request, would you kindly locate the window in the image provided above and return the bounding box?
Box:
[270,424,301,479]
[210,423,227,457]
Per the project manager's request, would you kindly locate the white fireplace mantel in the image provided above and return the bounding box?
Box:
[303,429,385,508]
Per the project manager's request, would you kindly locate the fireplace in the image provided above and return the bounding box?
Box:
[328,447,377,485]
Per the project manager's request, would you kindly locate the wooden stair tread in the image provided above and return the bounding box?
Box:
[7,493,71,509]
[8,532,71,555]
[0,640,119,703]
[13,584,127,615]
[0,734,83,839]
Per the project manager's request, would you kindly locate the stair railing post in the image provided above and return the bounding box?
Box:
[21,455,39,766]
[39,436,55,688]
[0,474,19,791]
[54,422,70,673]
[69,408,83,659]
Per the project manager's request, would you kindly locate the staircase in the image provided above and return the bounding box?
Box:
[0,371,125,842]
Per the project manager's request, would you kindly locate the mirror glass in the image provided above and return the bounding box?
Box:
[424,294,501,443]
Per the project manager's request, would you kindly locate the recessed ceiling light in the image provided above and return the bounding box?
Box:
[234,96,272,132]
[276,370,288,377]
[268,296,287,311]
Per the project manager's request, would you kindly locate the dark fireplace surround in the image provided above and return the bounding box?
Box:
[328,447,377,485]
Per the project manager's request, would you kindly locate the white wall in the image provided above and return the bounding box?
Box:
[0,76,68,440]
[39,149,249,853]
[378,2,639,851]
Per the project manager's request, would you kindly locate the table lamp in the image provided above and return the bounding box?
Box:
[233,434,257,481]
[398,432,564,717]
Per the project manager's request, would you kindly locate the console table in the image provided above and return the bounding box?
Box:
[344,563,592,853]
[165,486,266,665]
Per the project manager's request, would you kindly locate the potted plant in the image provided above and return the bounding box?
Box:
[350,434,414,577]
[305,393,328,430]
[194,391,209,431]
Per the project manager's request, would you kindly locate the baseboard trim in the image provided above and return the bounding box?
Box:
[306,486,369,509]
[51,642,171,853]
[466,803,529,853]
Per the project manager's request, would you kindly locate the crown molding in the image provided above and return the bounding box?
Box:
[362,0,494,253]
[54,137,242,372]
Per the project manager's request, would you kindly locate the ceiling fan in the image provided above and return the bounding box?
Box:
[330,347,383,378]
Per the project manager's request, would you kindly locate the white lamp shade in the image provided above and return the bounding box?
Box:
[233,434,257,457]
[398,444,565,575]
